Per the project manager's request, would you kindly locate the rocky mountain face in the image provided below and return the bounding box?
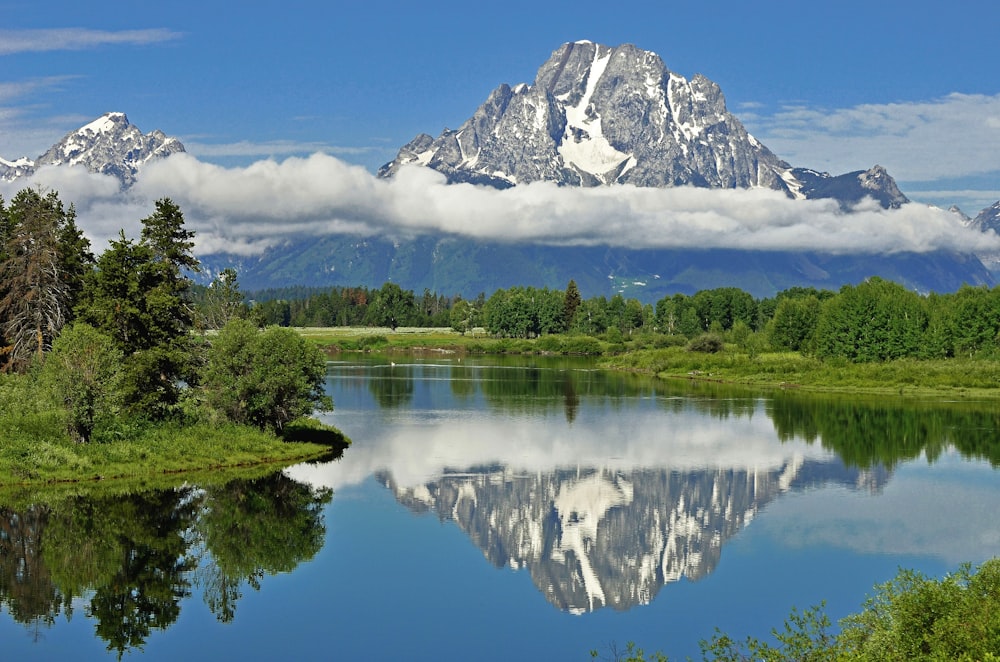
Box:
[379,460,888,613]
[0,112,184,187]
[790,165,909,210]
[380,41,906,210]
[969,201,1000,273]
[0,156,35,182]
[971,201,1000,233]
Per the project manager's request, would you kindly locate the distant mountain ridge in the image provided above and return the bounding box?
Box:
[0,112,184,186]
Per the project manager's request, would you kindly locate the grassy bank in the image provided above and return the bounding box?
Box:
[604,346,1000,396]
[0,420,343,488]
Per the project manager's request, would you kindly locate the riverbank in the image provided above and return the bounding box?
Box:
[307,327,1000,397]
[0,419,346,488]
[603,347,1000,397]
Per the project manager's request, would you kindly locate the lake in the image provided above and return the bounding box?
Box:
[2,355,999,660]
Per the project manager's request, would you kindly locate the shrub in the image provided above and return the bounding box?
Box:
[687,333,724,353]
[202,319,333,432]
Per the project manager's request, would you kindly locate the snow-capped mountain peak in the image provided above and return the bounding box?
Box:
[1,112,185,187]
[380,41,794,193]
[379,41,910,210]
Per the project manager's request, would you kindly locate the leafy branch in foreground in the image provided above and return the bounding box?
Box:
[595,558,1000,661]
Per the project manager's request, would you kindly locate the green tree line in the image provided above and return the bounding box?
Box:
[240,275,1000,363]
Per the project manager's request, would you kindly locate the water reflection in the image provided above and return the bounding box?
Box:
[292,358,1000,614]
[0,471,332,654]
[379,461,886,613]
[769,391,1000,468]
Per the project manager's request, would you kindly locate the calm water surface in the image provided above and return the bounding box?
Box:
[2,355,999,660]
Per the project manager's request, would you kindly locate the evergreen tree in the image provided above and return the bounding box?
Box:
[0,189,74,372]
[563,280,581,330]
[76,199,200,418]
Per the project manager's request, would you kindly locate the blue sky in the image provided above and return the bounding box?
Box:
[2,0,999,255]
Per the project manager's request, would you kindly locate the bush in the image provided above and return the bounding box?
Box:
[653,334,689,349]
[562,335,604,355]
[202,319,333,431]
[357,334,388,349]
[40,323,124,443]
[687,333,724,353]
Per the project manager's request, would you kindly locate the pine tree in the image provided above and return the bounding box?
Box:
[0,189,73,372]
[75,198,200,418]
[563,280,581,331]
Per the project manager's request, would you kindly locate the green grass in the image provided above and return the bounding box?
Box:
[604,345,1000,396]
[0,420,338,487]
[303,327,612,355]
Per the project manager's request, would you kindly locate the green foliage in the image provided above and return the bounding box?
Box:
[483,285,565,338]
[202,319,333,432]
[769,295,821,352]
[838,559,1000,660]
[814,278,927,363]
[0,189,89,372]
[75,199,199,418]
[365,282,416,330]
[601,559,1000,661]
[687,333,724,353]
[948,285,1000,356]
[40,323,123,443]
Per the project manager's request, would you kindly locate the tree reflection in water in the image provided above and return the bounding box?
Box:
[0,470,332,655]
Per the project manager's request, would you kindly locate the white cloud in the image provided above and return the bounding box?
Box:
[745,93,1000,183]
[0,28,181,55]
[6,152,1000,258]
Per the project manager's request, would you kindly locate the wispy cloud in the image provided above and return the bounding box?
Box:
[745,93,1000,183]
[5,152,997,259]
[0,28,181,55]
[0,75,79,102]
[185,140,379,159]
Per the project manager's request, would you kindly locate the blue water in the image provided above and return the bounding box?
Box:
[2,356,997,660]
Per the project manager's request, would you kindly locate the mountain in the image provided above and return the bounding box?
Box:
[380,41,792,192]
[970,201,1000,233]
[0,156,34,182]
[969,201,1000,273]
[790,165,909,210]
[2,46,989,298]
[214,41,981,298]
[218,234,992,300]
[0,112,184,187]
[379,41,907,210]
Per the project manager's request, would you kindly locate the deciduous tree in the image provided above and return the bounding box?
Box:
[202,319,332,431]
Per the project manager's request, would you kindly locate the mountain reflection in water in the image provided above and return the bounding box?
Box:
[379,461,888,613]
[289,358,999,615]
